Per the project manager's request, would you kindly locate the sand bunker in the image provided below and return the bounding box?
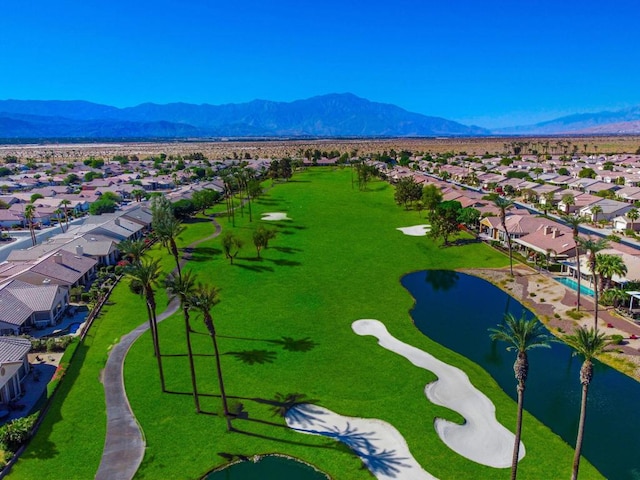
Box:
[352,319,522,468]
[286,403,437,480]
[261,212,291,221]
[397,225,431,236]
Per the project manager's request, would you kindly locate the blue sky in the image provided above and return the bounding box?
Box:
[1,0,639,128]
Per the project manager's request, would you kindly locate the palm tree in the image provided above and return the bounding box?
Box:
[191,283,232,431]
[156,216,185,277]
[489,313,551,480]
[118,238,146,266]
[589,204,603,224]
[595,253,627,292]
[493,196,515,276]
[576,236,609,330]
[53,208,63,231]
[24,203,36,246]
[627,208,639,232]
[560,214,586,311]
[60,199,71,232]
[165,270,200,412]
[126,258,165,391]
[561,193,575,214]
[151,196,185,277]
[131,188,146,202]
[563,327,611,480]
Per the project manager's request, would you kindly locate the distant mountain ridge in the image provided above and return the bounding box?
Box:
[496,105,640,135]
[0,94,488,138]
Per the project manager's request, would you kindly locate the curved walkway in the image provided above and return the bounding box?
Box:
[95,217,222,480]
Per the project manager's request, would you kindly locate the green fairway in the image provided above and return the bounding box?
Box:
[8,167,603,480]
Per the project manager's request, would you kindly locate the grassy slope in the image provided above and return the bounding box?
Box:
[8,167,602,480]
[125,168,601,480]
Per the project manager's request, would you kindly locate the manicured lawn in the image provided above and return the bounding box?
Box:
[127,168,602,479]
[8,167,603,479]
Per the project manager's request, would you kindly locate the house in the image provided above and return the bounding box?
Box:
[480,214,544,243]
[59,236,119,266]
[0,210,23,228]
[612,214,640,232]
[1,280,68,330]
[579,199,633,222]
[120,205,153,232]
[583,182,619,195]
[0,337,31,403]
[14,250,97,289]
[557,192,601,214]
[513,223,576,260]
[615,186,640,204]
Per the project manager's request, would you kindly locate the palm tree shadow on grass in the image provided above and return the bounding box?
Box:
[233,262,274,273]
[266,258,302,267]
[288,406,411,477]
[225,349,277,365]
[218,335,318,352]
[271,246,303,254]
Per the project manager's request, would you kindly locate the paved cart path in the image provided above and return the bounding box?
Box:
[95,218,222,480]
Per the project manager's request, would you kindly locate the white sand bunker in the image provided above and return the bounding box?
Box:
[352,319,523,468]
[397,225,431,236]
[261,212,291,221]
[286,403,437,480]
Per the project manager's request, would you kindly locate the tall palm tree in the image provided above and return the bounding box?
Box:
[595,253,627,292]
[53,208,63,231]
[493,196,515,276]
[156,216,185,277]
[576,236,609,330]
[126,258,165,391]
[560,214,586,311]
[24,203,36,246]
[60,199,71,232]
[165,270,200,412]
[151,196,185,277]
[563,327,611,480]
[489,313,551,480]
[118,238,146,266]
[191,283,232,431]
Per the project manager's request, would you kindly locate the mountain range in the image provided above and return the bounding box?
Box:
[0,94,487,139]
[0,94,639,139]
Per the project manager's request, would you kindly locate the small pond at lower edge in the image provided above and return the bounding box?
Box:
[402,270,640,480]
[205,455,328,480]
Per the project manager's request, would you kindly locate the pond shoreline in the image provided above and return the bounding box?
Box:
[461,265,640,381]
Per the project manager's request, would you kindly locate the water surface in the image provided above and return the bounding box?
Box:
[205,455,327,480]
[403,270,640,480]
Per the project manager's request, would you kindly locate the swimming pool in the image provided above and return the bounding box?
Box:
[67,322,83,335]
[554,276,595,297]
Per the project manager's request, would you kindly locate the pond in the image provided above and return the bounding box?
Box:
[402,270,640,480]
[205,455,328,480]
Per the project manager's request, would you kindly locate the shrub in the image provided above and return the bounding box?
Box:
[81,292,91,303]
[610,334,624,345]
[566,309,585,320]
[128,278,143,295]
[0,414,37,451]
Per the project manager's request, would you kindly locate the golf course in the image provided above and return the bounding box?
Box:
[7,167,602,479]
